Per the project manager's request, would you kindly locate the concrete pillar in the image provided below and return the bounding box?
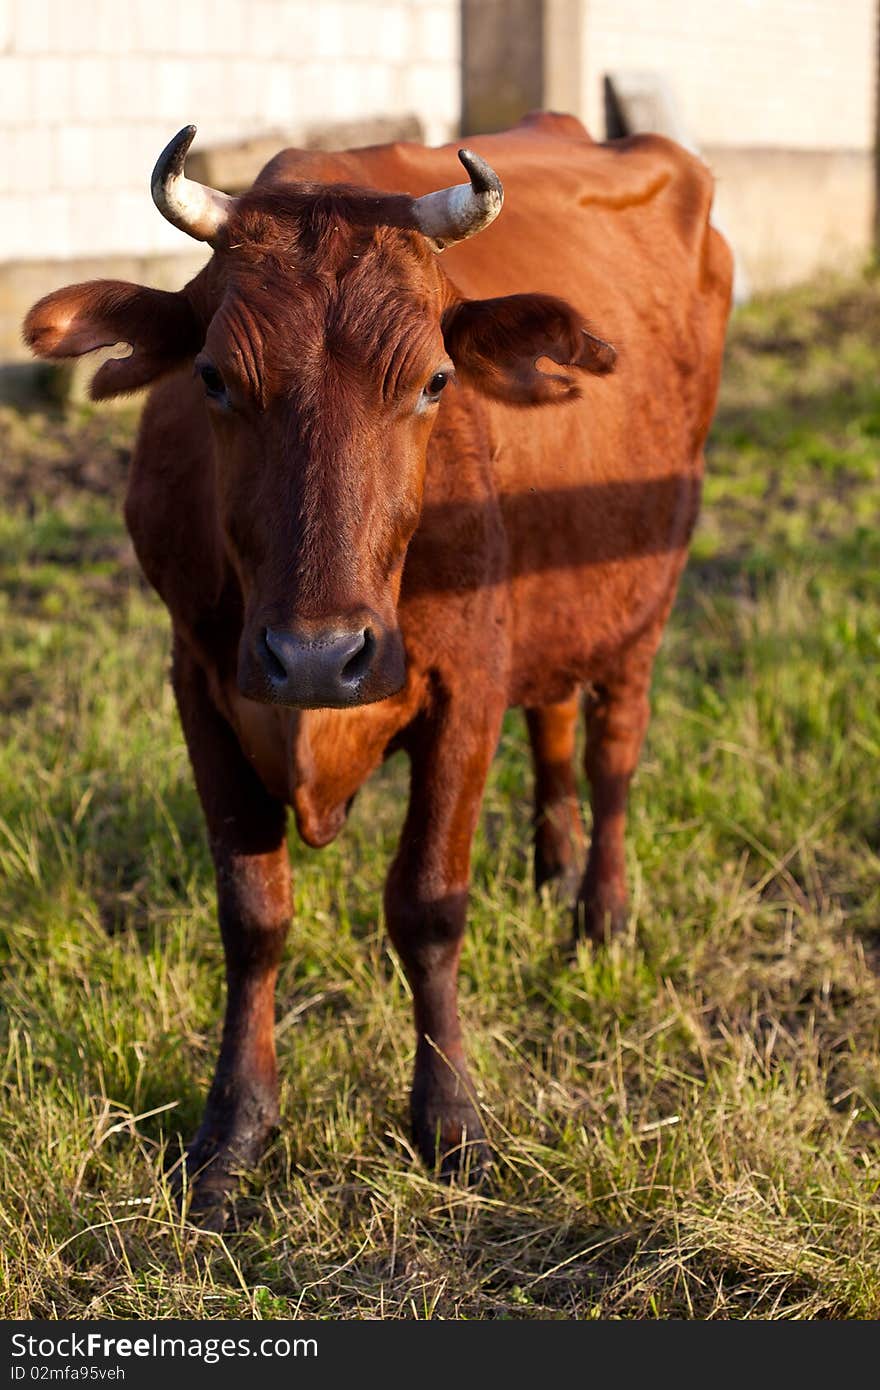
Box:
[460,0,587,135]
[460,0,545,135]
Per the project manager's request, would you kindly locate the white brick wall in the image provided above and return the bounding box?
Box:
[581,0,876,151]
[0,0,460,262]
[3,0,875,268]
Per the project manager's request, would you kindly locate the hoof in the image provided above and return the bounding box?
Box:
[534,829,583,903]
[411,1055,491,1184]
[536,859,582,907]
[167,1143,240,1230]
[167,1118,273,1229]
[413,1105,492,1184]
[572,891,628,946]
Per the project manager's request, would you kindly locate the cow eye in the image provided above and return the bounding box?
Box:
[197,361,228,404]
[425,370,450,400]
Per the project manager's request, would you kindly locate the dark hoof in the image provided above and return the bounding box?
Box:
[165,1145,236,1229]
[166,1122,272,1229]
[411,1047,491,1182]
[535,858,582,906]
[572,892,628,946]
[534,826,583,902]
[184,1181,234,1232]
[412,1096,492,1184]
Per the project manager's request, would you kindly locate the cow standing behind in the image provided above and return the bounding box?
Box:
[25,112,732,1224]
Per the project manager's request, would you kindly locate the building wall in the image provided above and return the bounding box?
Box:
[2,0,878,387]
[579,0,876,152]
[0,0,460,264]
[704,146,873,290]
[577,0,877,290]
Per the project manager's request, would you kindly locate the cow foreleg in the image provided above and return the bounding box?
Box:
[385,700,502,1180]
[171,642,291,1224]
[576,656,652,944]
[525,695,585,897]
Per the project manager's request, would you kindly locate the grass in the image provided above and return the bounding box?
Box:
[1,272,878,1319]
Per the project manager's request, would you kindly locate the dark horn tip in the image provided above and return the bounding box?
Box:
[457,148,503,199]
[152,125,198,188]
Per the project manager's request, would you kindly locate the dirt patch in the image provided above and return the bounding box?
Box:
[0,405,137,511]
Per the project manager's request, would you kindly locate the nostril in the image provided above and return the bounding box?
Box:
[258,624,378,702]
[340,627,374,684]
[261,627,289,682]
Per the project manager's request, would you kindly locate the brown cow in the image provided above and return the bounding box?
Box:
[24,112,732,1223]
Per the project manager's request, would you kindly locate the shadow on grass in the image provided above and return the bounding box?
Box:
[222,1159,842,1317]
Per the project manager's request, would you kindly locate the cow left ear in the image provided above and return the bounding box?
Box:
[23,279,202,399]
[441,292,616,406]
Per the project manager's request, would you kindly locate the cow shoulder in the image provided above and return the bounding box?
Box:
[508,109,593,142]
[606,133,727,272]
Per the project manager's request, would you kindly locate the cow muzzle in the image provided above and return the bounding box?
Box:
[241,619,406,709]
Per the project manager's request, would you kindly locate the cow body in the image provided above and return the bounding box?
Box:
[26,113,732,1221]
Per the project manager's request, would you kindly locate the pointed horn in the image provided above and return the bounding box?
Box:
[412,148,504,251]
[151,125,235,246]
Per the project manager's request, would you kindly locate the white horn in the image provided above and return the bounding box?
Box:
[412,148,504,251]
[151,126,235,246]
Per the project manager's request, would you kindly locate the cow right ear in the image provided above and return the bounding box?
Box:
[441,292,616,406]
[23,279,202,400]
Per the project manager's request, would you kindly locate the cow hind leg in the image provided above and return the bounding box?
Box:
[385,697,503,1181]
[170,642,292,1226]
[525,695,585,898]
[576,646,654,944]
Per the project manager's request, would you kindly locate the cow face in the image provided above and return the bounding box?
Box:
[192,201,453,709]
[24,130,615,711]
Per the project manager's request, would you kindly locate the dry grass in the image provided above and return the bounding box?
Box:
[0,272,878,1318]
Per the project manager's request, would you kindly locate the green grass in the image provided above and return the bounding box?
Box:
[1,272,879,1319]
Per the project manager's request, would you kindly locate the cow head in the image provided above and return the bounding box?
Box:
[24,127,615,710]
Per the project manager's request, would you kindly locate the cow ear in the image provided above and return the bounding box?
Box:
[23,279,202,400]
[441,292,616,406]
